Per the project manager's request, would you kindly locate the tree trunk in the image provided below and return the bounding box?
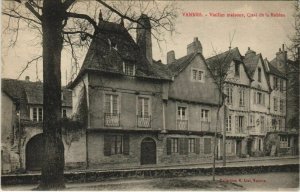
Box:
[38,0,65,189]
[223,105,227,166]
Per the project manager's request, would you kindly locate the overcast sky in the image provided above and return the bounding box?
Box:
[1,1,296,85]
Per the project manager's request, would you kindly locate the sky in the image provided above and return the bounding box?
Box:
[1,1,296,85]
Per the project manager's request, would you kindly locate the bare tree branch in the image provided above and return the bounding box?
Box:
[17,55,42,79]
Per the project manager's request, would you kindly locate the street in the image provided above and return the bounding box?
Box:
[2,171,298,191]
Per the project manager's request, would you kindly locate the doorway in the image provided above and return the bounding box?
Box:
[26,134,44,171]
[141,137,156,165]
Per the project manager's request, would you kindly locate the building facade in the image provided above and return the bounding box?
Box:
[68,15,223,169]
[1,78,83,173]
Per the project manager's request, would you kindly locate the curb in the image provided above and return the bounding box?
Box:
[1,163,299,185]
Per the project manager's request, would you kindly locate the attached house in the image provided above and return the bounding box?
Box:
[264,46,299,156]
[1,78,79,173]
[206,47,253,158]
[242,48,271,156]
[68,15,222,169]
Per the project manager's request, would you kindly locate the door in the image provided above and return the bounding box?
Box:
[236,140,242,157]
[26,134,44,171]
[141,138,156,165]
[247,140,252,156]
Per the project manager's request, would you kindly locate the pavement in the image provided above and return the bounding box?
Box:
[3,155,299,176]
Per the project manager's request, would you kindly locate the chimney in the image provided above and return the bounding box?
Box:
[187,37,203,55]
[167,50,176,64]
[136,14,152,65]
[275,44,287,73]
[25,76,30,82]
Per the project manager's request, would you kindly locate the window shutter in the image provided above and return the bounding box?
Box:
[204,138,211,154]
[232,140,235,154]
[166,138,171,155]
[235,116,239,131]
[104,135,111,156]
[183,138,188,155]
[195,138,200,154]
[179,138,185,155]
[123,135,130,155]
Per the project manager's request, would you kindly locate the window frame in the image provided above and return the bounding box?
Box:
[191,67,205,83]
[226,115,232,132]
[226,87,233,105]
[177,106,188,120]
[188,138,196,153]
[122,62,135,76]
[137,96,151,118]
[171,138,179,153]
[258,67,262,82]
[201,109,210,122]
[31,107,43,122]
[104,93,120,115]
[239,89,245,107]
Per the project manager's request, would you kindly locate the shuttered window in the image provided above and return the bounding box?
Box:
[138,97,150,117]
[105,94,118,114]
[204,138,211,154]
[167,138,178,154]
[104,135,129,156]
[188,138,195,153]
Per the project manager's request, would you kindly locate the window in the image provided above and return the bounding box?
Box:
[62,109,67,118]
[236,116,244,133]
[273,76,278,89]
[255,92,265,105]
[226,140,233,154]
[201,109,210,122]
[258,67,261,82]
[279,79,283,92]
[123,63,135,76]
[177,107,187,120]
[104,135,129,156]
[260,116,265,133]
[226,115,232,132]
[204,138,211,154]
[258,138,263,151]
[105,94,119,114]
[235,63,240,77]
[32,107,43,122]
[249,114,254,126]
[33,108,37,121]
[274,97,278,111]
[239,89,245,107]
[280,136,289,148]
[171,138,179,153]
[278,119,282,130]
[191,68,205,82]
[226,87,233,105]
[188,138,195,153]
[280,99,284,112]
[138,97,150,117]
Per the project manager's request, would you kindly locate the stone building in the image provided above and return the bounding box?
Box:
[1,78,85,173]
[206,46,299,158]
[68,15,222,169]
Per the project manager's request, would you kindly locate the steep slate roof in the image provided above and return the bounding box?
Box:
[69,20,171,88]
[167,53,197,76]
[1,78,72,107]
[243,51,260,77]
[206,47,252,81]
[268,62,286,79]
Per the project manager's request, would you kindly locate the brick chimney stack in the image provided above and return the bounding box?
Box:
[136,14,152,65]
[167,50,176,64]
[187,37,203,55]
[25,76,30,82]
[275,44,287,74]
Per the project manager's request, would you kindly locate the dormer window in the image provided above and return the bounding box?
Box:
[191,68,205,82]
[123,62,135,76]
[258,67,262,82]
[234,63,240,77]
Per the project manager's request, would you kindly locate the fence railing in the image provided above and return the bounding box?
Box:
[177,119,188,130]
[137,115,151,128]
[104,113,120,127]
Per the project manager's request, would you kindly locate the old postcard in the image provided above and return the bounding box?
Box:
[1,0,299,191]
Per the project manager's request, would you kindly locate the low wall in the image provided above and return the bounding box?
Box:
[1,164,298,185]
